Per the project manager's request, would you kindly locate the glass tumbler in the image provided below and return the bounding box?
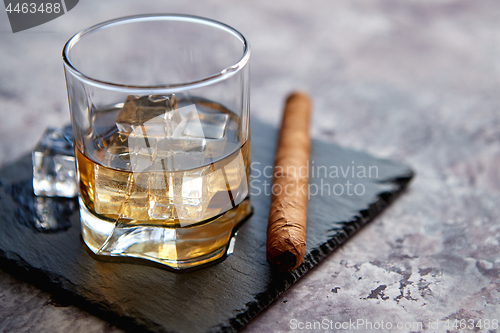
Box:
[62,14,251,270]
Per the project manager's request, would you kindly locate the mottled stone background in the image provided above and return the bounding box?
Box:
[0,0,499,332]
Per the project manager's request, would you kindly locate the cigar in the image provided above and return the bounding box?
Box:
[266,92,311,271]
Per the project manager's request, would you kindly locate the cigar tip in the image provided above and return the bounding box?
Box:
[286,91,311,104]
[268,250,301,272]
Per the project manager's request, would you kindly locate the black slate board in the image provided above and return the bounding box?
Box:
[0,119,413,333]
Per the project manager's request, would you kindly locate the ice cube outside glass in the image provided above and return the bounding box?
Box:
[62,14,251,270]
[32,125,78,198]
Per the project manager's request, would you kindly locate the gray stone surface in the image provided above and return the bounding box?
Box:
[0,0,499,332]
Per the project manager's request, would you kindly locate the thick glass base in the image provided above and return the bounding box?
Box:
[80,197,252,270]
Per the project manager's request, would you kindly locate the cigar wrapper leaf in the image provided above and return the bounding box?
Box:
[266,92,312,271]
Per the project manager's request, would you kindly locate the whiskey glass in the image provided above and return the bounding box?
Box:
[63,14,251,270]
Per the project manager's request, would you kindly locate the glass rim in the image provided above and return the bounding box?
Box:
[62,14,251,93]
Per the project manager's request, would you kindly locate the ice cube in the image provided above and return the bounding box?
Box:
[222,149,249,205]
[203,149,249,219]
[91,131,132,170]
[147,167,209,224]
[181,109,229,163]
[154,138,207,171]
[173,168,209,226]
[183,111,228,139]
[33,127,78,198]
[147,171,176,220]
[93,165,149,221]
[204,168,233,216]
[116,94,179,135]
[99,95,234,225]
